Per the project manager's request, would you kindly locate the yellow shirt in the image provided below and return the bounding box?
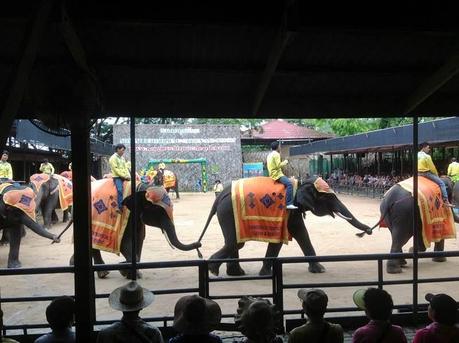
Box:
[39,162,55,175]
[447,161,459,182]
[109,153,130,179]
[0,161,13,179]
[267,150,288,180]
[418,151,438,175]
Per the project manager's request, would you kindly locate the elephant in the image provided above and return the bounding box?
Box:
[69,181,200,279]
[32,174,72,228]
[151,169,180,199]
[378,176,459,274]
[201,176,372,276]
[0,184,60,268]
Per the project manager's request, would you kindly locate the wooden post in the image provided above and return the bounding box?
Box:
[71,120,95,341]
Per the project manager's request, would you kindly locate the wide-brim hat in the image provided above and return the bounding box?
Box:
[173,295,221,334]
[108,281,154,312]
[353,289,367,310]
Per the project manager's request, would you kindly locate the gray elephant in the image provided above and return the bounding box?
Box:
[69,181,200,279]
[31,174,72,228]
[201,176,372,276]
[378,176,459,274]
[0,184,60,268]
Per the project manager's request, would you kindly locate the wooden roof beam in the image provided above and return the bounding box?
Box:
[0,0,55,149]
[404,53,459,115]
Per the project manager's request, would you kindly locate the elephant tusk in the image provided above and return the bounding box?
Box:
[335,212,353,221]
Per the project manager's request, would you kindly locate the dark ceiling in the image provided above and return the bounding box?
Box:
[2,1,459,124]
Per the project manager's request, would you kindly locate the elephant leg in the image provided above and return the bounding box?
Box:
[433,240,447,262]
[92,249,110,278]
[62,208,71,223]
[119,229,142,280]
[387,233,406,274]
[0,228,9,246]
[226,243,246,276]
[51,210,59,224]
[7,225,22,268]
[175,187,180,199]
[259,243,282,275]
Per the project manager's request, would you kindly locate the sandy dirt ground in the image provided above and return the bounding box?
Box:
[1,192,459,332]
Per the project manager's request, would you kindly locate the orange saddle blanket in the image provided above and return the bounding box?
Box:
[163,170,176,189]
[0,183,36,220]
[385,177,456,248]
[30,173,50,192]
[54,174,73,211]
[231,177,297,244]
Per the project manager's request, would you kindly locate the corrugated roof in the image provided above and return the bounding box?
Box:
[242,119,333,140]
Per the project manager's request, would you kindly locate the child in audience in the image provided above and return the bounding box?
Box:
[288,288,343,342]
[352,288,407,343]
[34,296,76,343]
[413,292,459,342]
[170,294,222,343]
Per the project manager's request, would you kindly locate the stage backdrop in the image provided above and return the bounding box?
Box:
[113,124,242,191]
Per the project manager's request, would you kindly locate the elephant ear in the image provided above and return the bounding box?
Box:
[295,183,317,212]
[122,191,146,211]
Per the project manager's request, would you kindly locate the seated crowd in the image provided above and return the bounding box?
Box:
[327,171,412,190]
[1,283,457,343]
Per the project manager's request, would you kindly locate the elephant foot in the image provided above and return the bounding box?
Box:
[308,262,325,273]
[259,265,272,276]
[386,261,402,274]
[432,256,447,262]
[208,262,220,276]
[399,259,408,266]
[119,268,141,280]
[226,264,245,276]
[69,255,74,266]
[97,270,110,279]
[136,270,143,279]
[8,260,21,268]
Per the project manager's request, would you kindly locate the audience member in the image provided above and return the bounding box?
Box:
[170,294,222,343]
[97,281,164,343]
[213,180,224,198]
[352,288,407,343]
[413,292,459,343]
[288,289,343,343]
[34,296,75,343]
[0,309,19,343]
[235,296,283,343]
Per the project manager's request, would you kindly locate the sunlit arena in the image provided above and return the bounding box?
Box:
[2,3,459,343]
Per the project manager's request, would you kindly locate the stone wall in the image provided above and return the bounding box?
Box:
[113,124,242,191]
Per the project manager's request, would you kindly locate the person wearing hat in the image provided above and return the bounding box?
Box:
[352,288,407,343]
[170,294,222,343]
[288,289,343,343]
[413,292,459,343]
[0,151,13,183]
[39,159,55,175]
[97,281,164,343]
[34,296,76,343]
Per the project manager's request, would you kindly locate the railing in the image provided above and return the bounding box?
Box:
[2,250,459,337]
[332,183,392,199]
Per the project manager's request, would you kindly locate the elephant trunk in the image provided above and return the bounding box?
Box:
[163,221,201,251]
[21,213,56,241]
[452,208,459,223]
[334,200,372,233]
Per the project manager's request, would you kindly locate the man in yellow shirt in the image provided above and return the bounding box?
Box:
[109,144,131,212]
[447,157,459,183]
[39,159,55,175]
[418,142,453,207]
[0,150,13,182]
[267,141,297,209]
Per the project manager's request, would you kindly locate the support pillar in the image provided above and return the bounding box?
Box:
[71,120,95,341]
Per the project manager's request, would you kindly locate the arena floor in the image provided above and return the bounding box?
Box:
[1,192,459,332]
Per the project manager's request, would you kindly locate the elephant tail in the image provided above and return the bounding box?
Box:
[196,196,219,243]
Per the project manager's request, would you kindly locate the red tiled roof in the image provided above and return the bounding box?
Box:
[243,119,333,140]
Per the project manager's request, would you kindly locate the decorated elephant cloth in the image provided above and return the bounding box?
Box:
[163,170,176,189]
[313,177,335,194]
[386,177,456,248]
[91,178,133,254]
[231,176,297,244]
[145,186,173,221]
[52,174,73,211]
[30,173,50,192]
[0,183,36,220]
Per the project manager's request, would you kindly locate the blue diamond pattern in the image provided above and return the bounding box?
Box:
[19,194,32,207]
[161,193,171,207]
[260,194,275,208]
[94,199,108,214]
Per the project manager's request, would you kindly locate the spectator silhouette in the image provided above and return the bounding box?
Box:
[352,288,407,343]
[170,294,222,343]
[34,296,75,343]
[288,289,343,343]
[413,292,459,342]
[97,281,164,343]
[235,296,283,343]
[0,308,19,343]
